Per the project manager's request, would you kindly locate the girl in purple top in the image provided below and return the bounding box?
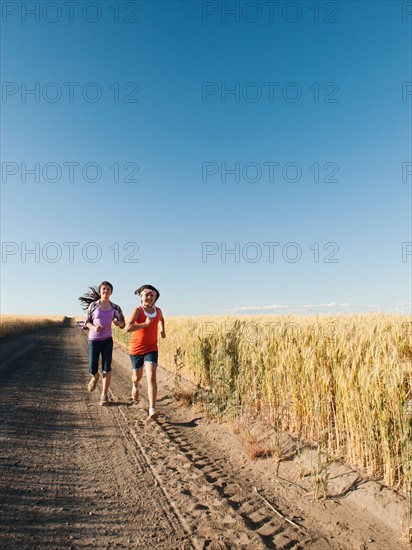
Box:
[79,281,125,405]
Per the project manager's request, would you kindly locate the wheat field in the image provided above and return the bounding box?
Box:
[113,313,412,489]
[0,315,66,338]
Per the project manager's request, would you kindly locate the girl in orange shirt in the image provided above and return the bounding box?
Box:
[126,284,166,419]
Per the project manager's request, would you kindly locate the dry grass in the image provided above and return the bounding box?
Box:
[0,314,65,338]
[232,417,278,460]
[173,388,195,407]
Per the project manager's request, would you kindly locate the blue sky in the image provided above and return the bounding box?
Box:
[1,0,411,317]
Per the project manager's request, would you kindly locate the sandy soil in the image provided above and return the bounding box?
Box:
[0,319,409,549]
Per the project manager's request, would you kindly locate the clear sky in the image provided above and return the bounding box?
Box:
[1,0,411,317]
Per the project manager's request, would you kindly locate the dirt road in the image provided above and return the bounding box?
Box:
[0,319,409,549]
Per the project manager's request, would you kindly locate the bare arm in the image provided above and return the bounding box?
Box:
[159,308,166,338]
[126,307,152,332]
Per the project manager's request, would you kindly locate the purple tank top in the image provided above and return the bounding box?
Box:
[88,306,114,341]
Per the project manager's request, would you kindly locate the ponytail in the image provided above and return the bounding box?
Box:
[78,286,100,310]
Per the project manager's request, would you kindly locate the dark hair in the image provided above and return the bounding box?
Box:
[98,281,113,293]
[78,281,113,310]
[134,284,160,301]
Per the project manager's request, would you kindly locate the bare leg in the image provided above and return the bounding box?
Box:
[102,371,112,396]
[132,368,143,399]
[145,362,157,410]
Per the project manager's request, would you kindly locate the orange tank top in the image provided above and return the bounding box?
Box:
[129,306,161,355]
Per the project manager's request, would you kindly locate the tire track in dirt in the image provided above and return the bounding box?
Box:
[112,400,299,549]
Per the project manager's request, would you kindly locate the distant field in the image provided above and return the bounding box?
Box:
[0,315,66,338]
[113,313,412,490]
